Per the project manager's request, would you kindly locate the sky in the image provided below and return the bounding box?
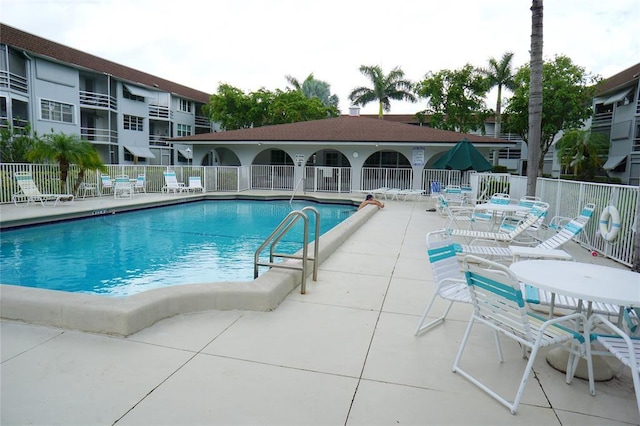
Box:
[1,0,639,115]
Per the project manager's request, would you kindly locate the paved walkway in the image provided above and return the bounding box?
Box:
[1,195,638,425]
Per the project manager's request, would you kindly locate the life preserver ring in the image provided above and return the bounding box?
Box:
[599,205,621,242]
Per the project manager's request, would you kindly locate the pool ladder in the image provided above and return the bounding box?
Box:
[254,206,320,294]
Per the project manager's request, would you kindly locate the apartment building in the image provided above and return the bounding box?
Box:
[590,63,640,186]
[0,23,213,165]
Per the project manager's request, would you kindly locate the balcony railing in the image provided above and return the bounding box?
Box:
[149,105,172,120]
[195,115,211,127]
[80,127,118,144]
[149,135,170,147]
[0,70,28,93]
[79,91,117,110]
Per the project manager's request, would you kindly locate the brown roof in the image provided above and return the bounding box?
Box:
[595,62,640,96]
[175,115,513,145]
[0,23,210,103]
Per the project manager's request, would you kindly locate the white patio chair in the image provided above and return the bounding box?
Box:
[187,176,204,193]
[163,171,186,194]
[113,176,133,199]
[415,231,471,336]
[436,195,476,230]
[100,174,113,195]
[584,313,640,414]
[452,255,589,414]
[444,185,465,206]
[79,181,99,198]
[134,174,146,193]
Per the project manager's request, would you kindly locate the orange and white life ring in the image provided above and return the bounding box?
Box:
[599,205,621,242]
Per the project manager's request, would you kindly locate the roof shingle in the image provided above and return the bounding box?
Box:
[175,115,513,144]
[0,23,210,103]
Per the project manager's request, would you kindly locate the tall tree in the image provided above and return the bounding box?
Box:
[203,84,338,130]
[348,65,416,118]
[504,55,598,175]
[416,64,491,133]
[479,52,516,138]
[285,73,339,109]
[527,0,544,196]
[72,141,107,195]
[555,129,609,178]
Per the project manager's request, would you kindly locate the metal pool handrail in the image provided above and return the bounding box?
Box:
[254,207,320,294]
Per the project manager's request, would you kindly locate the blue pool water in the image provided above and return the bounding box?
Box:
[0,200,356,296]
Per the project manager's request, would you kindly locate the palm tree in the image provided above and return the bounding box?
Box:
[348,65,416,118]
[27,132,104,194]
[285,73,339,108]
[73,141,107,194]
[527,0,544,196]
[555,129,608,178]
[480,52,516,139]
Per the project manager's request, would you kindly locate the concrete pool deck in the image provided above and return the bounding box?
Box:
[1,193,639,424]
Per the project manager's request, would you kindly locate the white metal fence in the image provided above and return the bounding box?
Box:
[1,163,638,266]
[361,167,414,190]
[304,166,351,193]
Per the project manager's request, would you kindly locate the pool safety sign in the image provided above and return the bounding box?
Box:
[412,147,425,166]
[295,154,305,166]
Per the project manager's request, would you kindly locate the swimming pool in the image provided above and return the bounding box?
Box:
[0,200,356,296]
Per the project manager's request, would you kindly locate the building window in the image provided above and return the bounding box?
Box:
[123,87,145,102]
[40,99,74,123]
[179,99,192,113]
[124,115,144,131]
[177,123,192,137]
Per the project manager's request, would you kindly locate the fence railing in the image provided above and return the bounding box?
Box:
[1,163,638,266]
[304,166,351,193]
[361,167,414,190]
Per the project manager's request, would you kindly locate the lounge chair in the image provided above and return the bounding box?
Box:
[448,202,548,244]
[163,171,186,194]
[187,176,204,193]
[415,231,471,336]
[452,255,589,414]
[13,171,74,206]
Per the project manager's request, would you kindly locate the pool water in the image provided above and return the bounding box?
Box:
[0,200,356,296]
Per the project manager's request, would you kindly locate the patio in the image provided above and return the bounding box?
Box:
[1,194,638,425]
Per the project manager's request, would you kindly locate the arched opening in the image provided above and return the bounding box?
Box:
[202,147,240,166]
[251,149,294,190]
[362,150,413,189]
[304,149,351,193]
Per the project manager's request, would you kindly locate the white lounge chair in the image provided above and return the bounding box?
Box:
[13,171,74,206]
[187,176,204,193]
[163,171,186,194]
[452,255,589,414]
[448,202,548,245]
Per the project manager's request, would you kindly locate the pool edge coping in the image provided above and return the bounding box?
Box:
[0,198,376,336]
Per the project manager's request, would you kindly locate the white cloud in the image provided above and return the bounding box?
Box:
[2,0,638,114]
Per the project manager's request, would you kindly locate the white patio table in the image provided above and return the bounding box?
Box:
[510,260,640,308]
[510,259,640,377]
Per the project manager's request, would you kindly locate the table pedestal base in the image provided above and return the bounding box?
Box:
[546,347,613,381]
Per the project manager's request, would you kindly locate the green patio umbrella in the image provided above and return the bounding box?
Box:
[432,138,493,172]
